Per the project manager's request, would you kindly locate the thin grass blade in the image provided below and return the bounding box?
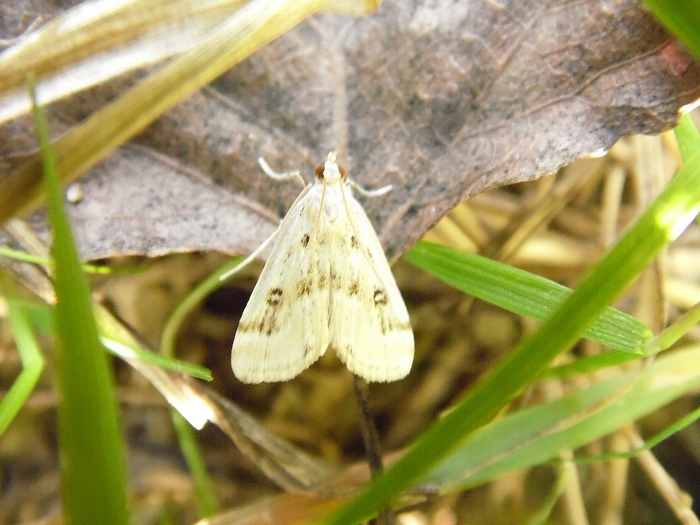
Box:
[31,84,129,525]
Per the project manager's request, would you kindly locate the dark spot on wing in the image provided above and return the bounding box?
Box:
[267,288,283,306]
[348,280,360,296]
[377,312,412,335]
[350,235,359,249]
[297,279,312,297]
[379,313,388,334]
[330,266,342,290]
[301,233,310,247]
[259,316,277,336]
[373,288,388,306]
[238,315,279,336]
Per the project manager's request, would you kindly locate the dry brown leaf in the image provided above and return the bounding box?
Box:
[2,0,699,262]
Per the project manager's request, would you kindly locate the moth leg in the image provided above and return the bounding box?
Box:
[258,157,307,188]
[347,179,393,197]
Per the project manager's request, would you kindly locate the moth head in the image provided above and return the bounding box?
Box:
[315,151,346,184]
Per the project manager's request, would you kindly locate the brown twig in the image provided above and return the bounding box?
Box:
[353,375,395,525]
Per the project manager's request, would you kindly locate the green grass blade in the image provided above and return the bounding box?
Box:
[576,402,700,463]
[172,410,219,517]
[675,113,700,161]
[404,242,651,353]
[0,299,45,436]
[1,291,213,381]
[10,297,55,334]
[527,463,571,525]
[158,256,250,517]
[544,350,640,379]
[101,337,212,380]
[30,83,129,525]
[645,300,700,353]
[643,0,700,57]
[0,245,116,274]
[326,149,700,523]
[421,345,700,489]
[160,256,244,359]
[546,299,700,379]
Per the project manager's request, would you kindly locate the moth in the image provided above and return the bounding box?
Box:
[231,152,414,383]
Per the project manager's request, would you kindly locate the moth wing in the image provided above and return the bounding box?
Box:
[329,192,414,382]
[231,187,330,383]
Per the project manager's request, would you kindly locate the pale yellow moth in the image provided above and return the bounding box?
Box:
[231,152,414,383]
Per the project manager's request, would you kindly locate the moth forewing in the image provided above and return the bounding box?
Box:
[330,187,414,382]
[231,183,330,383]
[231,152,414,383]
